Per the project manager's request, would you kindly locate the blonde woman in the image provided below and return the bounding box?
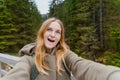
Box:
[1,17,120,80]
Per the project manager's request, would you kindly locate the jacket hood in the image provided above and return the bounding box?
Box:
[19,43,36,56]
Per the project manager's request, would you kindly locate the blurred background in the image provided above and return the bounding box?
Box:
[0,0,120,67]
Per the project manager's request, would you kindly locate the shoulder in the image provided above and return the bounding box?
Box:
[65,49,79,59]
[18,55,35,67]
[16,55,35,71]
[65,49,84,65]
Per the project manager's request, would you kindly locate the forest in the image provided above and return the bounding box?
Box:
[0,0,120,67]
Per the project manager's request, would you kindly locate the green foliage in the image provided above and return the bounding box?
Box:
[48,0,120,64]
[0,0,17,52]
[110,24,120,39]
[108,24,120,51]
[49,0,101,60]
[103,51,120,67]
[0,0,42,53]
[103,0,120,52]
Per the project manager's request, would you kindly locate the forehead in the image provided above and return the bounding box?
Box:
[48,22,61,30]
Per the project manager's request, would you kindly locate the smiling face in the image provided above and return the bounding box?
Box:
[44,21,61,49]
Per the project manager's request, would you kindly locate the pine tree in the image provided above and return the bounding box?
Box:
[0,0,42,53]
[0,0,17,53]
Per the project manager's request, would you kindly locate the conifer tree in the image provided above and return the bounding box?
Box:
[0,0,17,52]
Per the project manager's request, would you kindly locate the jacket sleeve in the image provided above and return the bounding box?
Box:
[65,50,120,80]
[108,71,120,80]
[0,55,34,80]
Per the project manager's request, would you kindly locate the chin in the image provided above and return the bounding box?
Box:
[46,46,55,49]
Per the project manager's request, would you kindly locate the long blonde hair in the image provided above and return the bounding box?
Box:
[35,17,68,75]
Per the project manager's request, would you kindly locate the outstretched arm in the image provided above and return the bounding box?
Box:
[65,49,120,80]
[108,71,120,80]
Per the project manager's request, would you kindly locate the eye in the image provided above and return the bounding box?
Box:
[47,28,52,32]
[56,30,61,34]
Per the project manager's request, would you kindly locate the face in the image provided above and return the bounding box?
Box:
[44,21,61,49]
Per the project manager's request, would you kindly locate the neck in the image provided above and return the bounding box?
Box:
[45,48,53,54]
[45,44,60,55]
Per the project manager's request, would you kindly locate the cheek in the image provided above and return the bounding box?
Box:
[44,31,49,37]
[56,35,61,42]
[44,32,48,40]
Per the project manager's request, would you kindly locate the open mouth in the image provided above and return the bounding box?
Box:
[48,38,55,42]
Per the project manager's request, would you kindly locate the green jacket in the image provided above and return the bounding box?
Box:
[1,43,120,80]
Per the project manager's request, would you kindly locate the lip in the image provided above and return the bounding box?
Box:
[48,37,55,42]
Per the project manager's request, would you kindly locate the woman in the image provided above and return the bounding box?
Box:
[1,17,120,80]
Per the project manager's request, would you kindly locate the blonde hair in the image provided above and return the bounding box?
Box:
[35,17,68,75]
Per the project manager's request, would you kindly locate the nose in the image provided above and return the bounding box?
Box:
[50,31,55,37]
